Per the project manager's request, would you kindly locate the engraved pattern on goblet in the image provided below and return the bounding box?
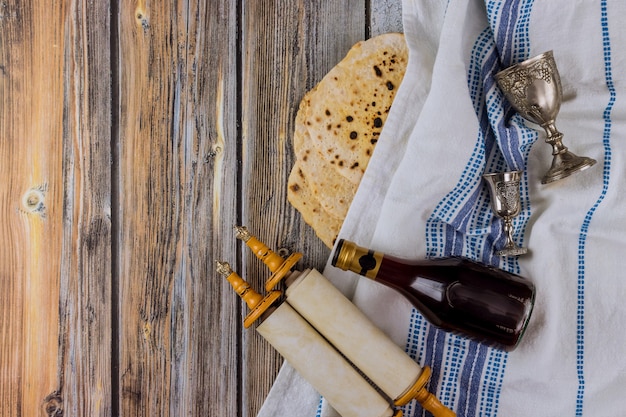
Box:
[483,171,528,257]
[495,51,596,184]
[496,181,519,214]
[496,57,556,122]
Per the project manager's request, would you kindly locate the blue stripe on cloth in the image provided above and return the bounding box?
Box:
[479,348,507,416]
[455,342,483,417]
[405,308,427,362]
[315,395,323,417]
[440,338,468,406]
[489,0,517,65]
[575,2,615,415]
[413,1,536,416]
[403,310,427,417]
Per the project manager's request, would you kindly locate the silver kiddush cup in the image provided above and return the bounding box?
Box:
[483,170,528,257]
[495,51,596,184]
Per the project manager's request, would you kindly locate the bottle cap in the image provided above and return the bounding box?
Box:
[331,239,354,271]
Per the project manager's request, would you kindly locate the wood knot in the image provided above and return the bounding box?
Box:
[43,392,63,417]
[135,8,150,32]
[204,146,222,162]
[21,184,47,217]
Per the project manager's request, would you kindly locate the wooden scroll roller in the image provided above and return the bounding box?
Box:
[217,261,400,417]
[234,225,302,291]
[231,226,455,417]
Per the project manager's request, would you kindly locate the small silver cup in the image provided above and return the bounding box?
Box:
[483,170,528,257]
[495,51,595,184]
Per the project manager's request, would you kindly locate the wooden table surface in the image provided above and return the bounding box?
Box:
[0,1,402,416]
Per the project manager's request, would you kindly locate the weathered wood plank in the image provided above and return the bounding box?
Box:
[240,1,367,415]
[168,2,240,416]
[56,1,113,416]
[0,2,68,416]
[1,1,113,415]
[116,0,239,416]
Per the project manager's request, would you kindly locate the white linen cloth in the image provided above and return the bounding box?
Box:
[259,0,626,416]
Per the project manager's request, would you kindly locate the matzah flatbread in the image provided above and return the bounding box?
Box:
[287,161,344,248]
[293,94,357,219]
[304,33,408,184]
[288,34,408,247]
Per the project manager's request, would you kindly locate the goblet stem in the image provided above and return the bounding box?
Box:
[497,218,528,257]
[541,122,568,156]
[503,219,515,247]
[538,121,596,184]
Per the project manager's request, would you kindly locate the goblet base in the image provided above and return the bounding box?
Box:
[542,151,596,184]
[496,246,528,257]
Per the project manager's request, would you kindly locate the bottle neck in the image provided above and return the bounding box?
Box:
[332,239,384,279]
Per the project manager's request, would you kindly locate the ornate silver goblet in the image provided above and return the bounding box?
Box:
[483,170,528,257]
[495,51,596,184]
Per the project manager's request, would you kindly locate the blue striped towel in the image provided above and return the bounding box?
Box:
[259,0,626,416]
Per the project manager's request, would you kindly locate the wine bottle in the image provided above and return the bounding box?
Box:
[331,239,535,351]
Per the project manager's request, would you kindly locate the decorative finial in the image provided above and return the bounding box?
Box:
[216,259,282,328]
[216,260,233,276]
[234,225,252,242]
[217,260,261,308]
[233,226,303,291]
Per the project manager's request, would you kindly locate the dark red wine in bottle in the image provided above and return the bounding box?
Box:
[331,239,535,351]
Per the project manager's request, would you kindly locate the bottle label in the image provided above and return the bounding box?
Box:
[357,250,382,280]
